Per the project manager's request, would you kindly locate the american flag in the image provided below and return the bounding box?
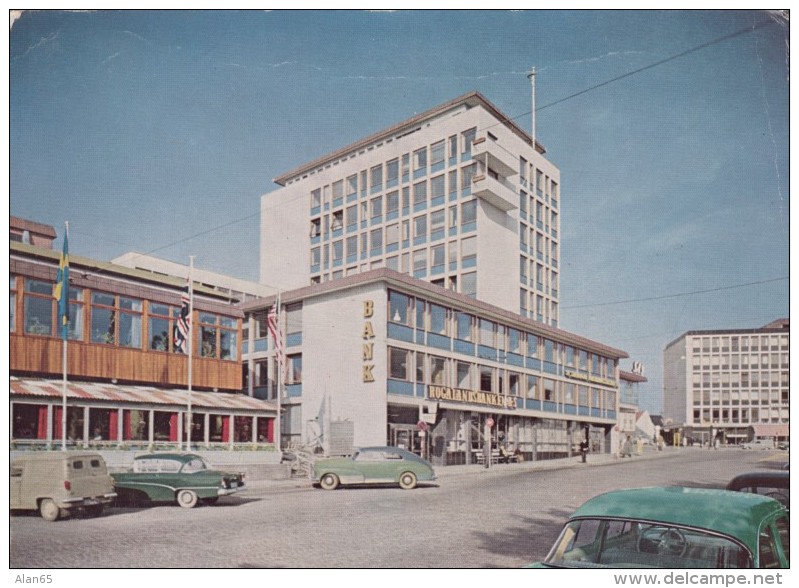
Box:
[267,304,284,368]
[173,283,191,354]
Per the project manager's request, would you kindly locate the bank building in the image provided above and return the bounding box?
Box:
[244,91,631,465]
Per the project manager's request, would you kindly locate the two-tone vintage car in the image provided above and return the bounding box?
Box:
[727,471,790,510]
[312,446,437,490]
[529,487,789,568]
[112,453,245,508]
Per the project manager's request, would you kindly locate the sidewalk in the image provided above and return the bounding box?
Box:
[246,446,685,491]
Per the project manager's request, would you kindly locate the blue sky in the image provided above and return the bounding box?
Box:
[7,10,789,413]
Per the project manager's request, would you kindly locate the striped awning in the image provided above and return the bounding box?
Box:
[10,378,277,414]
[749,423,789,438]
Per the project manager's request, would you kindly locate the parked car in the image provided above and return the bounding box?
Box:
[312,446,437,490]
[111,453,245,508]
[528,487,789,568]
[777,441,789,451]
[10,452,117,521]
[741,439,773,450]
[726,471,789,510]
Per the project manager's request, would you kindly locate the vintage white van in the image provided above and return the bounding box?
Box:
[10,452,117,521]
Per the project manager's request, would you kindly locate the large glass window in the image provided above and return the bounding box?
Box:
[24,279,54,336]
[430,303,447,335]
[389,291,410,325]
[287,354,302,384]
[149,303,172,351]
[118,296,142,349]
[388,347,410,380]
[462,199,477,224]
[455,312,472,340]
[90,292,116,344]
[414,215,427,238]
[431,175,445,201]
[479,319,495,347]
[457,361,471,388]
[430,356,446,385]
[461,272,477,297]
[386,190,399,214]
[370,164,383,191]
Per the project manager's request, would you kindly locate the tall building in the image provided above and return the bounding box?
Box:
[260,91,561,326]
[249,92,631,465]
[662,319,789,445]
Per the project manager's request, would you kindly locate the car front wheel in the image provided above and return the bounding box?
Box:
[176,489,199,508]
[39,498,61,522]
[399,472,417,490]
[319,473,340,490]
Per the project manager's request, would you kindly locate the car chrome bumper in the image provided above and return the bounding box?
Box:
[61,492,117,507]
[217,484,245,496]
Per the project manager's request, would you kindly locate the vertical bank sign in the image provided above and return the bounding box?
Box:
[362,300,375,382]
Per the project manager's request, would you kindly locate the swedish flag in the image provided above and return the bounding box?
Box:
[53,226,69,340]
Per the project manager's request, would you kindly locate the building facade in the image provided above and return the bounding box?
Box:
[242,269,627,465]
[260,91,562,327]
[662,319,789,446]
[10,218,278,452]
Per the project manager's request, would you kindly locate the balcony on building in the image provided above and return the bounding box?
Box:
[471,135,518,179]
[472,166,517,212]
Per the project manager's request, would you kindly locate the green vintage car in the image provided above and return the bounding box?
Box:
[112,453,245,508]
[530,487,789,568]
[312,446,437,490]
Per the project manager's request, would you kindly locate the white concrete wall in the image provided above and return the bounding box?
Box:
[301,282,388,448]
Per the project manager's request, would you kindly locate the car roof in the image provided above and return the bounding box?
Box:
[357,446,426,462]
[570,487,786,549]
[727,471,790,490]
[133,452,203,463]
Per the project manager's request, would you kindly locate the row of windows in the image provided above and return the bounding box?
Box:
[691,371,789,385]
[311,165,479,237]
[388,290,615,378]
[690,334,788,352]
[387,347,616,409]
[518,155,559,205]
[691,409,788,424]
[691,355,789,369]
[311,201,478,267]
[310,128,479,210]
[10,276,238,360]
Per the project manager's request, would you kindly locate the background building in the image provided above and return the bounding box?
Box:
[260,91,562,327]
[662,319,789,446]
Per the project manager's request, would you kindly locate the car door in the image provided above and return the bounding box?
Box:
[353,450,392,483]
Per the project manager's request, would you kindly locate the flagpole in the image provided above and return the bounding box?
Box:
[60,222,69,451]
[275,290,282,454]
[186,256,194,452]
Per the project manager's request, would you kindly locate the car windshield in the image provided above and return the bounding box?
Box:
[544,519,752,569]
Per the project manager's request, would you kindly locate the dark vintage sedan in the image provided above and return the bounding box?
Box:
[312,446,437,490]
[112,453,245,508]
[726,471,789,510]
[529,487,789,568]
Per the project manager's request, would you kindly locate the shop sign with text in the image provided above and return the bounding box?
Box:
[428,385,517,409]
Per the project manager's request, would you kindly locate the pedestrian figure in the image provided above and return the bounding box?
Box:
[621,435,633,458]
[580,439,589,463]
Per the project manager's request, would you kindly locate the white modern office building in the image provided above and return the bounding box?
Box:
[260,91,562,326]
[250,92,631,464]
[662,319,789,445]
[242,269,627,466]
